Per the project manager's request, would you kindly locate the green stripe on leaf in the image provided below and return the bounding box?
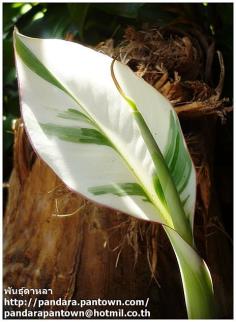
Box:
[14,33,66,94]
[58,108,93,124]
[164,111,178,166]
[181,195,190,208]
[41,123,112,146]
[89,182,150,202]
[164,111,193,195]
[153,175,168,207]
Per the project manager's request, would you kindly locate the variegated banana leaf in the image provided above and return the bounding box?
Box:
[13,29,215,318]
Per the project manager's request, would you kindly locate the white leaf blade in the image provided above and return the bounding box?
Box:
[16,51,165,224]
[14,30,215,319]
[14,31,173,227]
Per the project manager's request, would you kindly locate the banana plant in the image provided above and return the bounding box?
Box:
[13,29,215,318]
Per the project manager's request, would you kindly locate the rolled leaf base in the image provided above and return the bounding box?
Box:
[165,227,216,318]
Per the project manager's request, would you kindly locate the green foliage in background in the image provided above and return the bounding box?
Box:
[3,2,233,181]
